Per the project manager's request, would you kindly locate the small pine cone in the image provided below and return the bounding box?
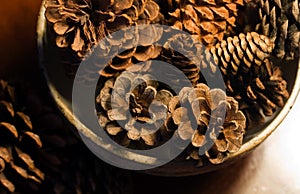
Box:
[167,83,246,164]
[160,33,201,86]
[253,0,300,60]
[96,71,174,147]
[226,59,289,128]
[165,0,245,47]
[200,32,274,76]
[0,80,44,193]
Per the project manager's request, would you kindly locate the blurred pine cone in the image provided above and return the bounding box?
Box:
[167,83,246,164]
[0,80,44,193]
[160,0,245,47]
[96,71,174,148]
[246,0,300,60]
[23,85,133,194]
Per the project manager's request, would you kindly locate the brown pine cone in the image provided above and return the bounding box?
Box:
[252,0,300,60]
[39,144,133,194]
[226,59,289,128]
[23,84,133,194]
[99,26,163,77]
[94,0,163,32]
[45,0,163,58]
[64,23,164,84]
[0,80,44,193]
[163,0,245,47]
[45,0,107,58]
[200,32,275,76]
[96,71,174,148]
[160,33,201,86]
[167,83,246,164]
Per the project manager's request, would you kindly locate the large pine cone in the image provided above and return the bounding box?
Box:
[23,85,133,194]
[161,0,245,47]
[0,80,44,193]
[45,0,106,57]
[253,0,300,60]
[198,31,288,128]
[98,24,163,79]
[167,83,246,164]
[96,71,174,148]
[45,0,162,58]
[226,59,290,128]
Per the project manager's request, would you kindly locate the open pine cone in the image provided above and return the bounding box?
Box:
[22,84,133,194]
[98,24,163,79]
[0,80,44,193]
[97,71,174,147]
[45,0,106,57]
[226,59,290,128]
[161,33,201,86]
[161,0,245,47]
[166,83,246,164]
[251,0,300,60]
[45,0,163,58]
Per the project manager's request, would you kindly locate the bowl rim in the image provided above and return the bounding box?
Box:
[37,2,300,173]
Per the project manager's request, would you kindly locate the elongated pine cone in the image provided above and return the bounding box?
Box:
[0,80,44,193]
[200,32,275,76]
[45,0,162,58]
[253,0,300,60]
[166,83,246,164]
[97,71,174,148]
[162,0,245,46]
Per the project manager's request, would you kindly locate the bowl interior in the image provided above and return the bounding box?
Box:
[37,4,300,176]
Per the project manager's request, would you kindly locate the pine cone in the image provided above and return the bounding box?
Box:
[253,0,300,60]
[200,32,274,76]
[160,33,201,86]
[24,86,133,194]
[226,59,289,128]
[96,71,174,148]
[95,26,163,77]
[164,0,245,47]
[39,144,133,194]
[45,0,162,58]
[94,0,163,33]
[167,83,246,164]
[64,22,164,85]
[45,0,107,57]
[0,80,44,193]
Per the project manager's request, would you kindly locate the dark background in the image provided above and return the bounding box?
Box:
[1,1,299,193]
